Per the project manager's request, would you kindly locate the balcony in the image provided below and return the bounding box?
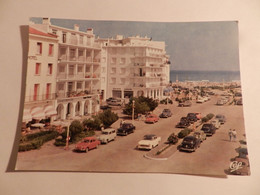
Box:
[56,90,99,99]
[57,73,100,80]
[24,93,56,103]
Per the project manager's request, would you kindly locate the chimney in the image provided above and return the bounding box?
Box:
[87,28,93,34]
[42,18,51,25]
[74,24,79,31]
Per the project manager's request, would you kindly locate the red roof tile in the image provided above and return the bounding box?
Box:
[29,27,57,38]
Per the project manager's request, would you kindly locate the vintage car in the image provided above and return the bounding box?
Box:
[117,123,136,136]
[137,134,161,150]
[74,137,101,152]
[201,123,216,136]
[178,100,192,107]
[186,113,198,123]
[176,117,190,128]
[192,130,207,142]
[159,109,172,118]
[107,99,122,106]
[98,128,116,144]
[145,114,159,123]
[215,114,226,124]
[196,96,205,103]
[179,136,201,152]
[211,119,221,129]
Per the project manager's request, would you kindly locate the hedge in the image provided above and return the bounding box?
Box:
[178,128,192,138]
[19,131,58,152]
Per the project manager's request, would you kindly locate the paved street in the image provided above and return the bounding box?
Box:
[16,93,247,177]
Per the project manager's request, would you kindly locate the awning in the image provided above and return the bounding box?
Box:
[31,107,46,119]
[23,109,32,122]
[44,105,57,116]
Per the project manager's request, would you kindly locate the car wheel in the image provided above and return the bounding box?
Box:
[85,148,89,153]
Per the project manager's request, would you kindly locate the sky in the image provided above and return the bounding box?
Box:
[31,18,240,72]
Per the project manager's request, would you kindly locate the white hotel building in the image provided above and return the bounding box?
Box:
[23,18,170,122]
[26,18,101,121]
[97,35,170,101]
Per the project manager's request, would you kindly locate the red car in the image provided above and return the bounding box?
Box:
[145,114,159,123]
[74,137,100,152]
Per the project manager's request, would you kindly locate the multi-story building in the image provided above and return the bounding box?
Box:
[30,18,101,120]
[23,27,59,122]
[97,35,170,101]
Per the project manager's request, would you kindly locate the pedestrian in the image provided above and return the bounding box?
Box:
[228,129,233,141]
[232,129,237,142]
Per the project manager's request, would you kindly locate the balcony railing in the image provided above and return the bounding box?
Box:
[56,90,100,99]
[57,73,100,80]
[25,93,56,103]
[58,55,100,64]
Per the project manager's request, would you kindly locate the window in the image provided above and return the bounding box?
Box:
[34,84,39,101]
[52,29,57,35]
[79,35,83,44]
[62,33,66,43]
[120,58,126,64]
[48,44,54,56]
[58,65,65,73]
[46,83,51,99]
[111,58,116,64]
[37,42,42,54]
[58,83,64,91]
[48,64,53,75]
[35,63,41,75]
[77,82,82,90]
[78,65,83,73]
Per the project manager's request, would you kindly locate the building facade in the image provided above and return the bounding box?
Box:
[97,35,170,101]
[26,18,101,121]
[23,27,59,122]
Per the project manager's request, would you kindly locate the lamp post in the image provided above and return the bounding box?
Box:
[132,100,135,121]
[65,126,70,150]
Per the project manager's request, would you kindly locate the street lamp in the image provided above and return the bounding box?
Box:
[132,100,135,121]
[65,126,70,150]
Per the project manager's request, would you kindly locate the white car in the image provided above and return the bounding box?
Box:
[196,96,205,103]
[211,119,221,129]
[98,128,116,144]
[137,134,161,150]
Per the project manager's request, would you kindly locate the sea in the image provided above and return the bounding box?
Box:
[170,70,241,82]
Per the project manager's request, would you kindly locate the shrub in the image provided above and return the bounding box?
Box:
[206,113,214,120]
[167,133,179,144]
[69,120,84,141]
[178,128,192,138]
[19,131,58,151]
[82,118,102,131]
[98,109,119,128]
[202,113,215,123]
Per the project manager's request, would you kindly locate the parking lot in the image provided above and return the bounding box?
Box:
[16,94,246,176]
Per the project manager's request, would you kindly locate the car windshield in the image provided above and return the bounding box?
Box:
[83,140,90,143]
[144,135,155,140]
[102,132,109,135]
[184,137,195,142]
[147,115,154,118]
[122,124,130,128]
[216,115,223,118]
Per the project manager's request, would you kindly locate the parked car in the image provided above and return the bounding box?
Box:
[215,114,226,124]
[117,123,136,136]
[178,100,192,107]
[145,114,159,123]
[176,117,190,128]
[216,99,225,106]
[159,109,172,118]
[236,98,243,105]
[137,134,161,150]
[201,123,216,136]
[186,113,198,123]
[196,96,205,103]
[179,136,201,152]
[107,99,122,106]
[100,104,111,110]
[98,128,116,144]
[74,137,101,152]
[192,130,207,142]
[211,119,221,129]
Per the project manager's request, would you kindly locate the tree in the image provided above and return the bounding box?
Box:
[69,120,84,141]
[82,117,102,131]
[123,96,158,117]
[98,109,119,128]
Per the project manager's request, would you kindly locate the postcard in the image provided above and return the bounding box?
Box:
[14,18,249,177]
